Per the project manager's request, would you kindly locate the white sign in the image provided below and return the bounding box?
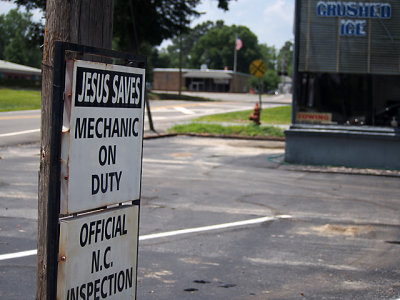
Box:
[57,205,139,300]
[61,60,145,214]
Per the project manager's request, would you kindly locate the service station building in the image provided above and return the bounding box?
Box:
[152,68,250,93]
[285,0,400,169]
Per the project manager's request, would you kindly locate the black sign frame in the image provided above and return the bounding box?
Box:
[45,41,146,299]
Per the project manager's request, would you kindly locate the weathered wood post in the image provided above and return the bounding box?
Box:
[37,1,114,299]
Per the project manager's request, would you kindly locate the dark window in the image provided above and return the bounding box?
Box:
[295,72,400,127]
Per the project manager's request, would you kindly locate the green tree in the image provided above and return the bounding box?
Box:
[0,8,42,67]
[5,0,235,51]
[247,41,293,93]
[3,0,45,10]
[113,0,201,53]
[248,69,280,93]
[157,20,216,69]
[113,0,235,53]
[190,22,262,73]
[7,0,234,12]
[247,43,280,92]
[277,40,294,77]
[259,43,277,71]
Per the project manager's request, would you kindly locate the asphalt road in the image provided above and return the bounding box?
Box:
[144,92,291,134]
[0,92,291,146]
[1,135,400,299]
[0,110,40,147]
[138,136,400,300]
[1,92,400,299]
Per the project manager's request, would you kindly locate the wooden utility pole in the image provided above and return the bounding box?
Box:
[37,1,114,299]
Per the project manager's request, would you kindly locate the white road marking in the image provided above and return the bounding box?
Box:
[0,215,291,261]
[0,249,37,261]
[245,257,358,271]
[139,216,286,241]
[0,129,40,137]
[174,106,196,115]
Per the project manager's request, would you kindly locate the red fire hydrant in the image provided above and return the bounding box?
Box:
[249,103,261,125]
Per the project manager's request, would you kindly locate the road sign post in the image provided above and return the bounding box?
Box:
[38,42,146,299]
[249,60,266,110]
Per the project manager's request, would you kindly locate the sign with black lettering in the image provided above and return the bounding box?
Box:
[60,60,145,214]
[57,206,139,299]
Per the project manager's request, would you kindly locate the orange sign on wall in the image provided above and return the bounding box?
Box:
[296,112,332,124]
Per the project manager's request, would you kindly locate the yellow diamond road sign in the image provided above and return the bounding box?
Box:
[249,60,266,78]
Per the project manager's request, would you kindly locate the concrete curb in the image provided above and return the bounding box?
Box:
[143,132,178,140]
[143,132,400,177]
[174,132,285,141]
[144,132,285,141]
[269,154,400,178]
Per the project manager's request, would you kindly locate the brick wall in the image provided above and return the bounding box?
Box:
[153,71,181,91]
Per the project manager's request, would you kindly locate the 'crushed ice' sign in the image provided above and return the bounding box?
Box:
[316,1,392,37]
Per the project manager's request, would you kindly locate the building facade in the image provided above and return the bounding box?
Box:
[0,60,41,88]
[152,68,250,93]
[285,0,400,169]
[0,60,41,80]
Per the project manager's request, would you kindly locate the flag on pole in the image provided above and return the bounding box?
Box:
[234,34,242,74]
[236,35,243,50]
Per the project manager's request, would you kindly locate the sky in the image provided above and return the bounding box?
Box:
[0,1,44,22]
[0,0,295,50]
[192,0,295,49]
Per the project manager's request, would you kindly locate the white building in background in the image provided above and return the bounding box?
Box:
[279,75,292,94]
[0,60,41,80]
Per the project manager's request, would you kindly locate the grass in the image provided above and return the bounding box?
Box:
[193,105,291,125]
[169,123,285,138]
[0,88,41,111]
[0,89,211,112]
[168,105,291,138]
